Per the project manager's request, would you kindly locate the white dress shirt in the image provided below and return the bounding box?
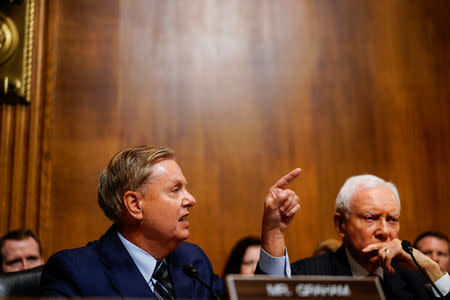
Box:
[345,247,384,279]
[118,231,289,290]
[117,232,159,291]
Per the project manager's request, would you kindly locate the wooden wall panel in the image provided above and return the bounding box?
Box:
[0,105,14,231]
[46,0,120,255]
[0,0,49,238]
[42,0,450,275]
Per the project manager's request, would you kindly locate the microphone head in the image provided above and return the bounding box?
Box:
[183,264,200,279]
[401,240,413,254]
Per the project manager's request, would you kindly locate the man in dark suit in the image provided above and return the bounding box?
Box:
[288,175,450,299]
[41,145,301,298]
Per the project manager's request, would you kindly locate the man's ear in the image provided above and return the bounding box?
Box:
[334,211,346,238]
[123,191,143,220]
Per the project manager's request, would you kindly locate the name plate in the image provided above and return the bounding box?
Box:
[226,275,385,300]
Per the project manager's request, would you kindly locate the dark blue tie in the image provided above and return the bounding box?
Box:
[152,260,175,299]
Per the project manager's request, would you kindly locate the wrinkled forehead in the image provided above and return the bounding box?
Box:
[2,237,40,254]
[418,236,450,252]
[350,185,400,214]
[147,159,186,183]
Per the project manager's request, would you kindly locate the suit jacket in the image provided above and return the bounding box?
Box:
[41,226,224,298]
[291,245,447,300]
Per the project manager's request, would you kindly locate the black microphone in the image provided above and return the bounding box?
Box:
[183,264,220,300]
[401,240,413,255]
[401,240,445,298]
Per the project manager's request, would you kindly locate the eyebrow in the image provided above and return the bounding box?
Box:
[169,178,187,185]
[357,211,400,219]
[5,258,22,265]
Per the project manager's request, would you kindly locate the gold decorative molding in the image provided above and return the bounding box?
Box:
[0,0,35,104]
[0,13,19,65]
[23,0,34,103]
[0,0,45,237]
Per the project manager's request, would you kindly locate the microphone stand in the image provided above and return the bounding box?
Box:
[401,240,445,298]
[183,264,220,300]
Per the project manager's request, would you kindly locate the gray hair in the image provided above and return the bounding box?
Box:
[98,145,174,221]
[335,174,400,215]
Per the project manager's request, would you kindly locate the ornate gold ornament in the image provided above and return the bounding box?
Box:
[0,0,34,104]
[0,13,19,65]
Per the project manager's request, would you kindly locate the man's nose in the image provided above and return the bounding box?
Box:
[375,219,389,239]
[183,190,196,207]
[20,258,29,271]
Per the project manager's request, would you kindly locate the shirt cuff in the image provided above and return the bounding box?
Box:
[432,272,450,297]
[258,248,291,276]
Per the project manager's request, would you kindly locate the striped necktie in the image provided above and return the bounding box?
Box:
[152,260,175,299]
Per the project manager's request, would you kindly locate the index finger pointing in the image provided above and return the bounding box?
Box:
[272,168,302,190]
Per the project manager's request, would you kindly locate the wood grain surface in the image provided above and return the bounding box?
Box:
[1,0,448,275]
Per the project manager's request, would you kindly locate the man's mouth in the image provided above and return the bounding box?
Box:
[179,214,189,222]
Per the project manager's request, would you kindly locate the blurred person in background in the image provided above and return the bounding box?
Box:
[313,238,342,256]
[0,229,44,272]
[414,231,449,274]
[222,236,261,277]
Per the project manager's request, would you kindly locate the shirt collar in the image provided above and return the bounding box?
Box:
[117,231,157,284]
[345,247,384,279]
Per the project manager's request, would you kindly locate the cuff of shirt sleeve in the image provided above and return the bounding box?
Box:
[433,272,450,297]
[259,248,290,276]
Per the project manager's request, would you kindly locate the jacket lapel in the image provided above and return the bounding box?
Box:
[336,245,417,300]
[382,270,413,300]
[98,225,156,298]
[332,245,353,276]
[166,247,193,299]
